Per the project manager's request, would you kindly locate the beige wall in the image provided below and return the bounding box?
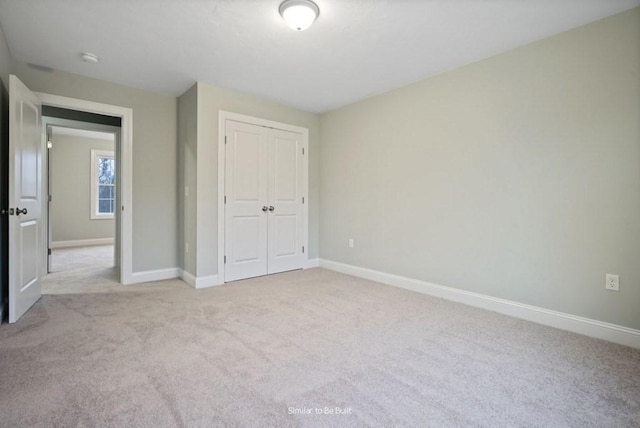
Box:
[320,9,640,329]
[14,63,178,273]
[178,82,321,277]
[50,134,115,243]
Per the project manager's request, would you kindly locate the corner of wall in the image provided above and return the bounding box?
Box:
[177,83,199,274]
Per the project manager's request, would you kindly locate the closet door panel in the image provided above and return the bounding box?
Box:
[267,130,304,274]
[224,120,268,281]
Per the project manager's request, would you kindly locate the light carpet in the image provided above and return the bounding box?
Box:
[1,268,639,427]
[43,245,190,295]
[44,245,119,294]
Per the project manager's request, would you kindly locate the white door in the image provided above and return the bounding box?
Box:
[8,75,43,323]
[267,128,304,274]
[224,120,269,282]
[224,120,305,282]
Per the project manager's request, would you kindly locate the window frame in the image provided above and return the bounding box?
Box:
[90,149,116,220]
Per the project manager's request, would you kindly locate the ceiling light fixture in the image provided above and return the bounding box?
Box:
[81,52,99,63]
[279,0,319,31]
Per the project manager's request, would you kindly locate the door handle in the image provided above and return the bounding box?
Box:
[261,206,268,212]
[268,206,275,212]
[16,208,28,216]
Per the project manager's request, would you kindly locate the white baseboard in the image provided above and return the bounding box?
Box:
[180,270,196,287]
[52,238,114,249]
[320,259,640,349]
[304,258,320,269]
[179,270,223,289]
[129,267,180,285]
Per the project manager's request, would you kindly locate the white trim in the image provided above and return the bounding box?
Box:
[217,114,224,283]
[180,270,197,287]
[304,258,320,269]
[129,267,180,284]
[194,274,222,289]
[217,111,309,284]
[179,270,222,289]
[52,238,114,248]
[319,259,640,349]
[90,149,115,220]
[36,92,134,285]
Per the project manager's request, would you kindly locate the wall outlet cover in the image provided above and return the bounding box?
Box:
[605,273,619,291]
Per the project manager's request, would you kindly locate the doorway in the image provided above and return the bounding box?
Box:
[37,92,134,286]
[44,121,120,294]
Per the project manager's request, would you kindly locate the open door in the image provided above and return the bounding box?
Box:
[8,75,42,323]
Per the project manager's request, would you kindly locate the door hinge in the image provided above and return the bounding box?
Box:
[48,248,52,255]
[224,195,227,204]
[224,255,227,264]
[302,147,305,155]
[302,246,305,254]
[302,196,304,204]
[225,136,227,144]
[48,194,52,202]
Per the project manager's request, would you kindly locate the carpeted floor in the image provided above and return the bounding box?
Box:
[1,268,639,427]
[43,245,191,295]
[50,244,115,274]
[43,245,119,294]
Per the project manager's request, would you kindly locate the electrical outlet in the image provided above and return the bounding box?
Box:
[605,274,619,291]
[348,238,354,248]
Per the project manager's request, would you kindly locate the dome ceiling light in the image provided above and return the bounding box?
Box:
[279,0,319,31]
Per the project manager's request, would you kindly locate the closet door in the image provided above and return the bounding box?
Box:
[224,120,269,282]
[267,128,304,274]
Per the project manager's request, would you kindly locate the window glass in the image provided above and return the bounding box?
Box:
[97,157,115,214]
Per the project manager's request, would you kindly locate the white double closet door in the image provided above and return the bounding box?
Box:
[225,120,305,282]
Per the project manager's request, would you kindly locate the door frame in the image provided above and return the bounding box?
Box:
[217,111,309,282]
[36,92,134,285]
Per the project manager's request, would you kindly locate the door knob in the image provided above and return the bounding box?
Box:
[268,206,275,212]
[261,206,268,212]
[16,207,28,216]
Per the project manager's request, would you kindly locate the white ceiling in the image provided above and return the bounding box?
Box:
[0,0,638,113]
